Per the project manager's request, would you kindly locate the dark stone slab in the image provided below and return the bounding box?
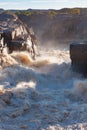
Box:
[70,41,87,74]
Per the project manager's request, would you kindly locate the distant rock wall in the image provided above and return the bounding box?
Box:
[17,11,87,45]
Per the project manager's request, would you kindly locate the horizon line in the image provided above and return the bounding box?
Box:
[0,7,87,10]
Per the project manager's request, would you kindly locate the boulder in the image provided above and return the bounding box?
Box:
[0,12,29,41]
[0,11,39,59]
[0,12,29,54]
[70,41,87,74]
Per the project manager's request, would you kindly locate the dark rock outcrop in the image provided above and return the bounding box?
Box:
[0,11,39,59]
[0,12,30,54]
[0,12,29,40]
[70,41,87,74]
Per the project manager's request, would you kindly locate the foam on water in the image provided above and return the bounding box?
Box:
[0,47,87,130]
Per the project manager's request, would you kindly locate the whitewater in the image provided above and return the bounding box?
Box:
[0,45,87,130]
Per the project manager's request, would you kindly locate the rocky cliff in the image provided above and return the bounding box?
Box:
[1,8,87,46]
[0,11,29,40]
[17,8,87,45]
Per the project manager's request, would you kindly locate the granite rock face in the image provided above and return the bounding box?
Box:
[70,41,87,74]
[0,12,39,59]
[0,12,28,39]
[0,12,30,54]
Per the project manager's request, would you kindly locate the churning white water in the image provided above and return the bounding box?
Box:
[0,46,87,130]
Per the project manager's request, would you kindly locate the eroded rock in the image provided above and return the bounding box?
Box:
[70,41,87,74]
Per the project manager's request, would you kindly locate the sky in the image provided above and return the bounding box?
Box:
[0,0,87,10]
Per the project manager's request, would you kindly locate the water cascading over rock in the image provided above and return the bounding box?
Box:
[0,11,39,60]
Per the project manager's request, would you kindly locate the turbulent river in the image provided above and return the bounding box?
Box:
[0,45,87,130]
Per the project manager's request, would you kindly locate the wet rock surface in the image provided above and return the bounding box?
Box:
[0,12,28,39]
[70,41,87,74]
